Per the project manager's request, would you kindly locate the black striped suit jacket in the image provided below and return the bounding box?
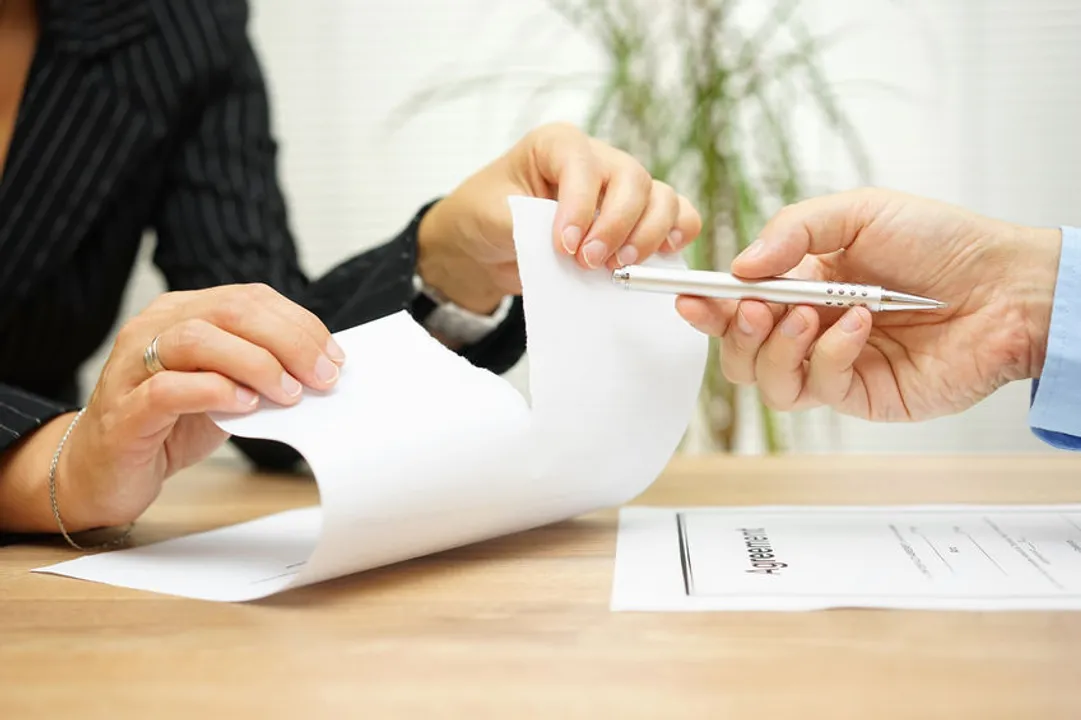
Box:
[0,0,525,471]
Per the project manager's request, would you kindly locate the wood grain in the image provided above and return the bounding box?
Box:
[2,454,1081,719]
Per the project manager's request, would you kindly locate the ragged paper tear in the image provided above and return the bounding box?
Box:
[36,197,708,601]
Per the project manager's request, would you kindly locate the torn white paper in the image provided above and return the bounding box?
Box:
[36,197,707,600]
[612,505,1081,612]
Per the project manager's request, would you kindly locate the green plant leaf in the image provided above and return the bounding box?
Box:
[388,0,872,454]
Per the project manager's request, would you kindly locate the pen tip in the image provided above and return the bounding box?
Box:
[881,290,949,311]
[612,267,630,283]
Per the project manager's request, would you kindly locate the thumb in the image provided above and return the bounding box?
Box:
[731,189,884,278]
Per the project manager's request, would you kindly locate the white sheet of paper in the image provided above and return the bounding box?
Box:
[36,197,707,600]
[612,505,1081,611]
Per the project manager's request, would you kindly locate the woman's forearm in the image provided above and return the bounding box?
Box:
[0,412,78,534]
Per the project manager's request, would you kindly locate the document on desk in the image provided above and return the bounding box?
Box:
[612,506,1081,611]
[34,197,708,601]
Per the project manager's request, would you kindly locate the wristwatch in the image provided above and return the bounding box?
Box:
[411,274,513,345]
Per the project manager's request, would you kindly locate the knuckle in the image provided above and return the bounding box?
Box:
[147,290,189,317]
[252,346,285,380]
[852,186,879,204]
[205,376,234,406]
[651,178,674,199]
[114,320,143,348]
[679,196,703,231]
[721,361,749,385]
[755,349,788,376]
[310,313,333,336]
[524,122,580,154]
[291,302,323,330]
[171,318,212,353]
[212,298,249,326]
[720,345,753,384]
[300,317,332,343]
[695,319,724,338]
[148,291,175,310]
[730,330,760,356]
[656,181,679,209]
[706,316,729,337]
[629,163,653,193]
[774,202,800,225]
[851,187,884,223]
[813,338,850,368]
[243,282,277,302]
[537,121,579,139]
[806,376,840,405]
[144,373,175,408]
[287,334,317,364]
[263,332,316,374]
[759,390,791,412]
[756,365,798,410]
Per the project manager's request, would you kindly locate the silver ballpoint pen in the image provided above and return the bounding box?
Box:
[611,265,946,312]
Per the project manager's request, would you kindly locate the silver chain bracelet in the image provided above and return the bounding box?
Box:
[48,408,133,551]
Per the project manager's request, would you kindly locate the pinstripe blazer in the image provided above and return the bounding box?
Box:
[0,0,525,471]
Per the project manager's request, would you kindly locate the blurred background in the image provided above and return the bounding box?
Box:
[84,0,1080,456]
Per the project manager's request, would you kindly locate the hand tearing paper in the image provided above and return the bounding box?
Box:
[36,197,708,601]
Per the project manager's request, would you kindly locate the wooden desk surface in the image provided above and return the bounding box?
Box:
[3,454,1081,719]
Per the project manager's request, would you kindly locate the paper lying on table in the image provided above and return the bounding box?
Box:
[613,505,1081,611]
[35,197,708,601]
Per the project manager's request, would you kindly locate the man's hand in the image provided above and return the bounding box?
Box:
[415,123,702,313]
[676,188,1062,422]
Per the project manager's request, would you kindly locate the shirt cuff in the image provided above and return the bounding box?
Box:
[1029,226,1081,444]
[420,291,515,346]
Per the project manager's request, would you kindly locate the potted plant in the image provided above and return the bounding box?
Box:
[394,0,871,452]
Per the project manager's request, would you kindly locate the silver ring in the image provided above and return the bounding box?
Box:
[143,335,166,375]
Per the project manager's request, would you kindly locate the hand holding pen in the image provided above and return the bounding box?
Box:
[651,188,1061,424]
[613,265,945,312]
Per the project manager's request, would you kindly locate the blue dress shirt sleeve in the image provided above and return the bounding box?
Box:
[1029,226,1081,450]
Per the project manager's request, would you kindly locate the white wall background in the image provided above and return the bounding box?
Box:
[85,0,1080,455]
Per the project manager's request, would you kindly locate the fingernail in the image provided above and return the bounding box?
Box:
[736,309,754,335]
[841,309,864,333]
[326,337,346,364]
[314,355,339,385]
[236,387,259,407]
[737,237,766,261]
[781,310,807,338]
[582,239,608,268]
[616,245,638,267]
[281,372,303,397]
[668,229,684,248]
[562,226,583,254]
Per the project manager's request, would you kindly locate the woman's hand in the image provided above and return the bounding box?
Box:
[414,123,703,313]
[0,284,343,534]
[676,188,1062,422]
